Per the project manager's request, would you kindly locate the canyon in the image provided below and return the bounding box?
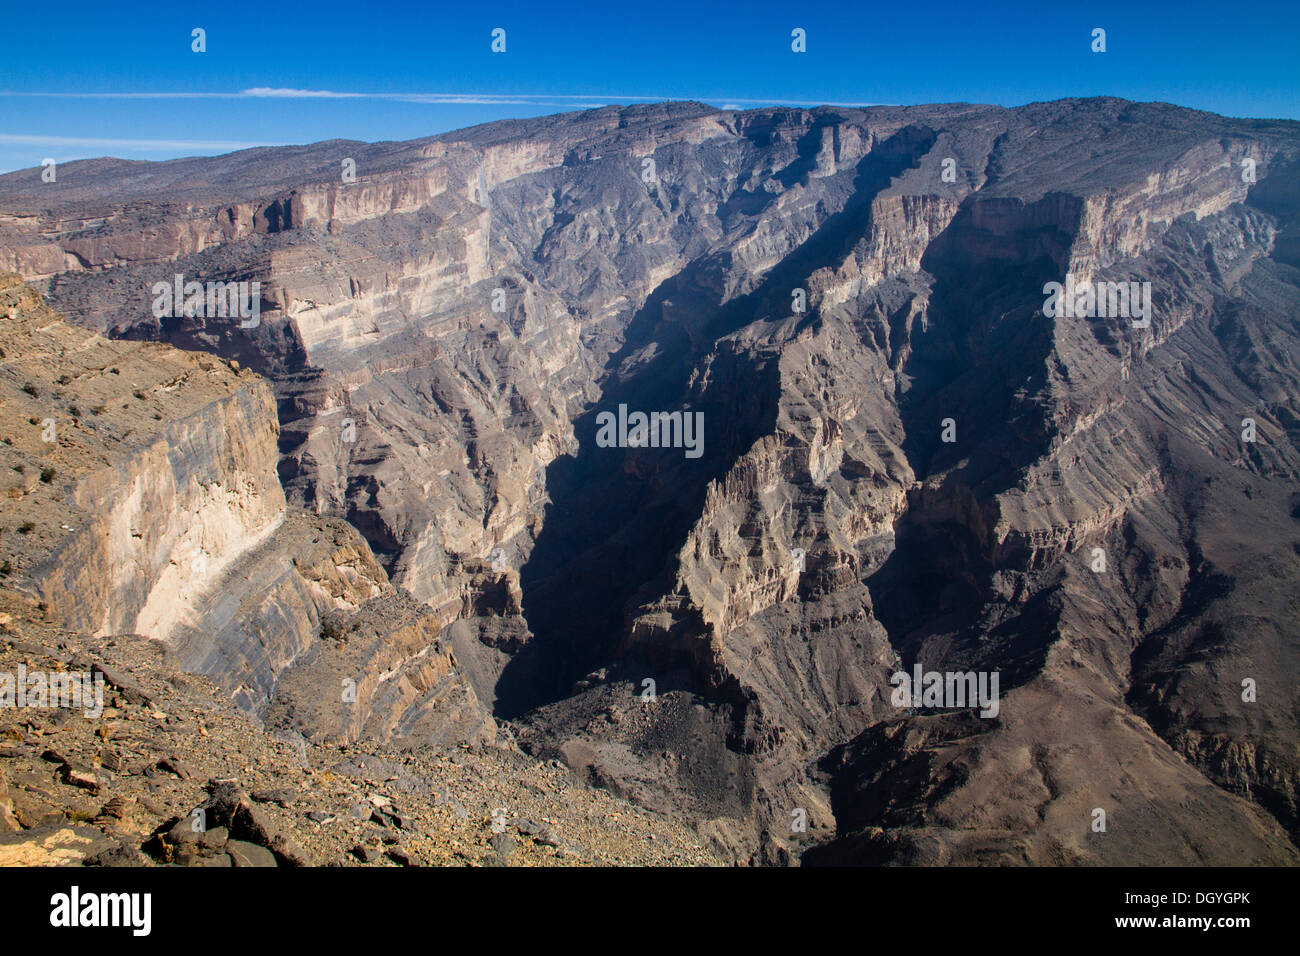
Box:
[1,97,1298,865]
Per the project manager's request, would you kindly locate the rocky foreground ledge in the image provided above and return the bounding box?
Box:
[0,606,717,866]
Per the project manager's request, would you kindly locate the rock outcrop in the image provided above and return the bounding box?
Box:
[0,272,495,750]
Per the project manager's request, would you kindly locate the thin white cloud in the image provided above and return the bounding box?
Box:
[0,89,877,108]
[0,133,280,151]
[0,92,235,99]
[241,87,364,98]
[243,89,661,106]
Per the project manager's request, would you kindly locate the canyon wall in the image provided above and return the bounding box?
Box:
[2,98,1298,864]
[0,272,494,749]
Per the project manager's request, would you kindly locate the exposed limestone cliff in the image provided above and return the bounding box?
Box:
[0,272,285,638]
[0,273,494,750]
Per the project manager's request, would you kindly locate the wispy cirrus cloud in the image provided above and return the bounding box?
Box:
[0,88,877,108]
[0,91,233,99]
[242,88,609,106]
[240,87,365,99]
[241,89,879,107]
[0,133,280,151]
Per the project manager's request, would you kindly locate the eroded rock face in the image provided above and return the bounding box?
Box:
[2,97,1299,865]
[0,274,494,750]
[0,272,286,639]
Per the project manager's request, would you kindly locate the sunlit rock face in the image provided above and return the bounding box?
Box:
[0,273,495,751]
[2,97,1298,865]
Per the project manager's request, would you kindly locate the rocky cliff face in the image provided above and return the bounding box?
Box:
[0,273,495,751]
[0,272,286,639]
[2,97,1298,865]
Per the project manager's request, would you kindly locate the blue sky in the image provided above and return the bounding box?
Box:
[2,0,1296,173]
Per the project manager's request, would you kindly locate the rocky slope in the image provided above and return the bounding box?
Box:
[0,273,495,750]
[1,98,1298,865]
[0,597,717,866]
